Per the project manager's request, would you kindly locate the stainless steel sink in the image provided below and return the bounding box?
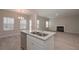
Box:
[31,32,48,37]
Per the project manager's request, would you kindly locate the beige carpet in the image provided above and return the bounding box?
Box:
[0,31,21,50]
[54,32,79,50]
[0,32,79,50]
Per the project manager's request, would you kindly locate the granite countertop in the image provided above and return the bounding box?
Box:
[21,30,56,40]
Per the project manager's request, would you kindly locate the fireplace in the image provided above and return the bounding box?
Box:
[56,26,64,32]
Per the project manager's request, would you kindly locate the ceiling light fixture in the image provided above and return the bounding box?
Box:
[15,9,31,14]
[18,16,24,19]
[16,9,25,13]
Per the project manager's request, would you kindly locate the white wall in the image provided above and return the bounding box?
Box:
[0,10,31,32]
[49,15,79,33]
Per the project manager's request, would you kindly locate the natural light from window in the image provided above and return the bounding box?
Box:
[20,19,27,29]
[18,16,27,30]
[3,17,14,31]
[29,20,32,32]
[37,20,39,29]
[46,20,49,28]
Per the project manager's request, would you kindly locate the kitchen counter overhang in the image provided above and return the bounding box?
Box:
[21,30,56,40]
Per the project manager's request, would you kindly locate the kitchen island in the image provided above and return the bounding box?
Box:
[21,30,56,50]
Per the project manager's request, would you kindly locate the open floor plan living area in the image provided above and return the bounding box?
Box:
[0,9,79,50]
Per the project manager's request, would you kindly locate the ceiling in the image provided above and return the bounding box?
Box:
[34,9,79,18]
[3,9,79,19]
[1,9,33,15]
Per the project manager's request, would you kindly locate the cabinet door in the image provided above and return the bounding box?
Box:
[27,35,55,50]
[21,32,27,50]
[27,35,47,50]
[27,35,32,50]
[31,41,47,50]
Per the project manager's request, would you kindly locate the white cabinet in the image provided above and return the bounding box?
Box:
[21,32,27,50]
[27,35,54,50]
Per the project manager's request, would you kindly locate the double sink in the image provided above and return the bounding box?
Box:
[31,31,48,37]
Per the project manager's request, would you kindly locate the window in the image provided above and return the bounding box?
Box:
[37,20,39,29]
[29,20,32,32]
[19,17,27,29]
[20,19,27,29]
[3,17,14,30]
[46,20,49,28]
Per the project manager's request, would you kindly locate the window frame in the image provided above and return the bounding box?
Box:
[20,18,27,30]
[3,17,14,31]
